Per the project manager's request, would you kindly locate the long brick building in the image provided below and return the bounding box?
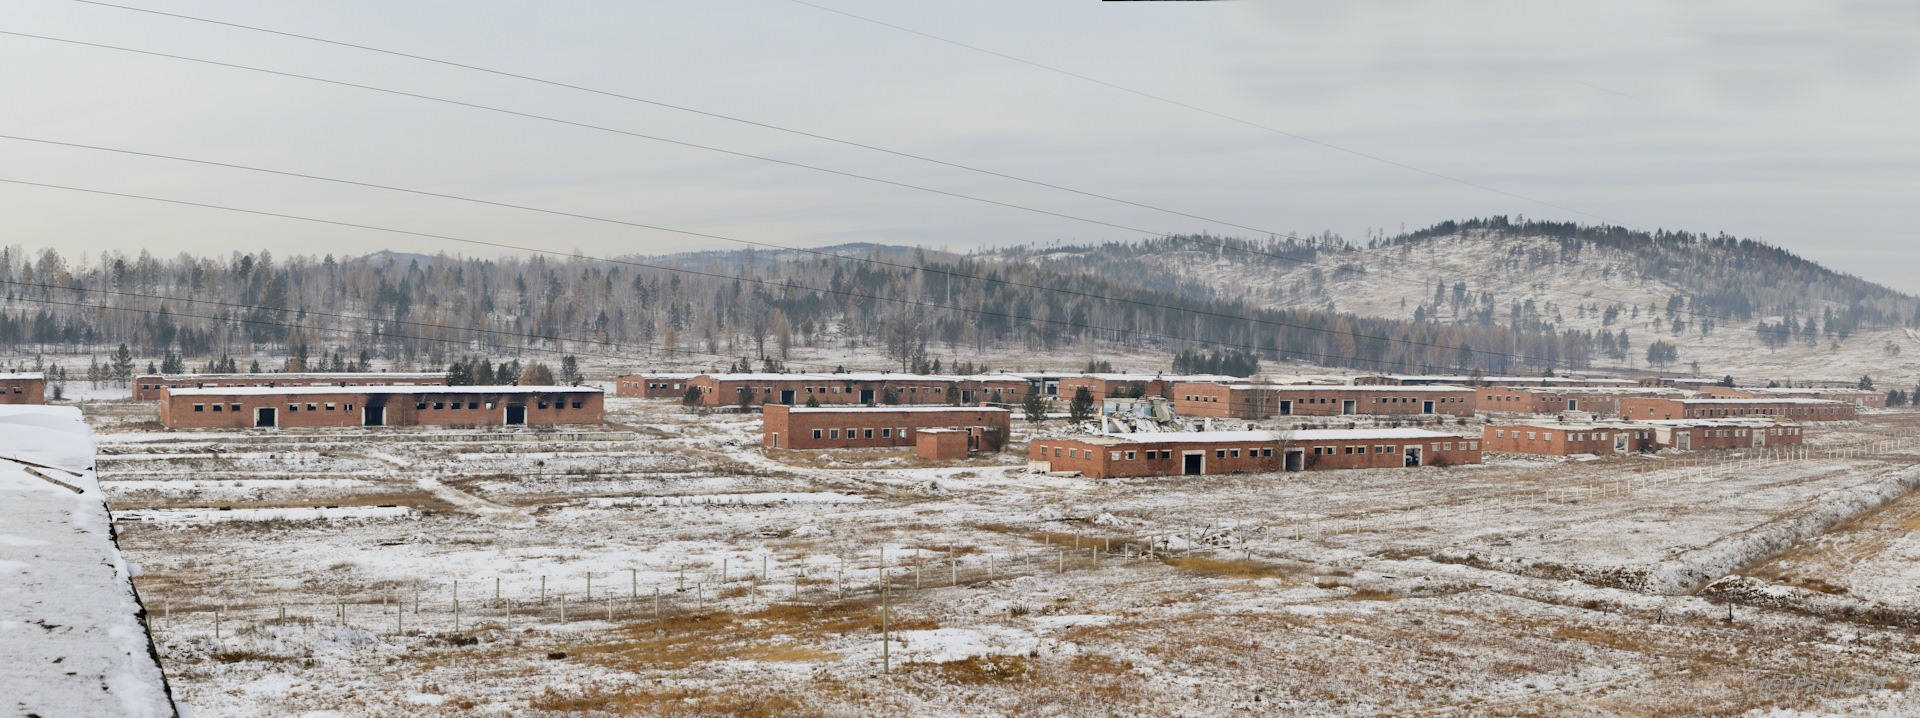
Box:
[158,385,604,429]
[1174,383,1476,418]
[1354,374,1638,389]
[1485,418,1804,456]
[613,373,698,399]
[0,372,45,404]
[1616,397,1856,422]
[133,372,447,401]
[1028,428,1481,478]
[1056,373,1248,399]
[1476,387,1689,416]
[761,404,1011,451]
[688,372,1030,407]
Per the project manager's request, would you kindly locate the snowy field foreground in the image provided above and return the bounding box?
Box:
[87,397,1920,717]
[0,405,177,718]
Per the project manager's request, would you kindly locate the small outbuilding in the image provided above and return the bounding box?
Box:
[0,372,45,404]
[915,428,972,460]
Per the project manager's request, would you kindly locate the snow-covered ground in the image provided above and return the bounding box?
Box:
[86,396,1920,716]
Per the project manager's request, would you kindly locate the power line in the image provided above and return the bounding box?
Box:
[0,176,1584,368]
[782,0,1625,229]
[0,26,1776,334]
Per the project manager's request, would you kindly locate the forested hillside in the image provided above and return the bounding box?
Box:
[3,218,1911,385]
[0,239,1615,382]
[994,219,1920,375]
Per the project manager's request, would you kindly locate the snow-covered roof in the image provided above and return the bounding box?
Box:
[164,385,601,397]
[777,405,1010,414]
[138,371,442,381]
[1636,418,1800,427]
[1670,398,1849,405]
[1048,428,1466,445]
[1,372,44,380]
[1226,384,1473,392]
[1081,373,1247,383]
[620,372,699,379]
[1742,387,1876,395]
[0,406,176,717]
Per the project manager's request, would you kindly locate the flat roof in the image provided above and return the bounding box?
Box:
[775,405,1010,414]
[165,385,601,397]
[1665,398,1849,405]
[1080,373,1247,382]
[1044,428,1467,445]
[0,406,175,716]
[1225,384,1472,392]
[1,372,44,380]
[138,371,443,380]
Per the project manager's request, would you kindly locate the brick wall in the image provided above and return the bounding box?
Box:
[1027,435,1481,478]
[1175,384,1477,418]
[762,405,1011,450]
[613,375,694,399]
[133,373,446,401]
[915,430,971,460]
[1482,425,1656,456]
[1617,398,1856,422]
[159,389,604,429]
[0,377,45,405]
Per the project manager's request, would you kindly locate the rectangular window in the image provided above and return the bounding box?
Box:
[845,428,855,439]
[1468,441,1479,450]
[1312,447,1322,455]
[485,402,494,410]
[1261,448,1272,457]
[211,404,222,411]
[812,429,823,439]
[1230,449,1240,458]
[194,404,204,412]
[434,402,445,410]
[881,428,892,438]
[417,402,428,410]
[1126,451,1136,460]
[1496,430,1506,438]
[1110,451,1121,460]
[230,404,241,412]
[1527,432,1536,440]
[899,427,909,438]
[829,429,840,439]
[863,429,874,439]
[1542,433,1552,441]
[288,404,298,412]
[1054,448,1062,457]
[1068,449,1078,458]
[1386,445,1396,454]
[1215,449,1226,458]
[572,402,583,409]
[1442,442,1453,451]
[539,402,550,409]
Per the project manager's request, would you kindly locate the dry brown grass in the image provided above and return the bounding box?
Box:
[529,686,820,716]
[562,601,931,672]
[1160,556,1302,580]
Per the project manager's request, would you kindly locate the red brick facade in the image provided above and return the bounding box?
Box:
[1174,383,1476,418]
[614,373,697,399]
[1028,429,1481,478]
[1617,398,1855,422]
[158,386,604,429]
[1056,374,1246,400]
[915,429,971,460]
[1485,420,1804,455]
[1475,387,1689,416]
[0,374,45,404]
[1482,423,1658,456]
[761,404,1011,451]
[0,376,44,403]
[133,372,446,401]
[693,373,1029,407]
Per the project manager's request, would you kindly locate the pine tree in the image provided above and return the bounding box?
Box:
[1069,386,1097,424]
[1022,391,1048,425]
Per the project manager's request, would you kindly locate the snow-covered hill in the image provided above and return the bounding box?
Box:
[996,222,1920,385]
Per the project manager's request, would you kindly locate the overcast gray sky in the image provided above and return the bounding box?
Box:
[2,1,1918,290]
